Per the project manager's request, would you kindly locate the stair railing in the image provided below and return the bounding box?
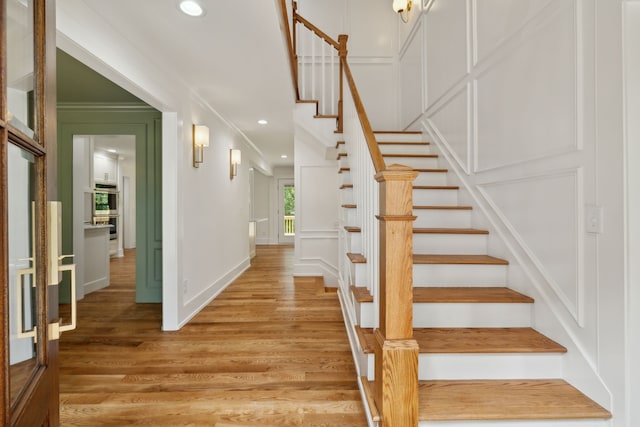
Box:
[278,2,419,425]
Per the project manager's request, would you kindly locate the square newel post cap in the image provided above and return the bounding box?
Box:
[375,164,419,183]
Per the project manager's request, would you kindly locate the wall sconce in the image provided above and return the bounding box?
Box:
[393,0,412,23]
[192,124,210,168]
[230,148,242,179]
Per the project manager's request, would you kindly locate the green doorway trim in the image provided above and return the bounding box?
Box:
[58,104,163,303]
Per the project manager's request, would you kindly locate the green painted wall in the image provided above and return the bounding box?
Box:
[57,106,163,303]
[57,48,163,303]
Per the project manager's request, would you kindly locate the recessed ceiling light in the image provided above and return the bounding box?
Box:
[179,0,204,17]
[107,149,117,153]
[280,155,288,159]
[258,119,268,125]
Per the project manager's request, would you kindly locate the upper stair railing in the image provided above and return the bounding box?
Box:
[277,2,419,425]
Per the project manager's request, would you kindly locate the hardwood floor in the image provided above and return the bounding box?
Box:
[59,246,367,426]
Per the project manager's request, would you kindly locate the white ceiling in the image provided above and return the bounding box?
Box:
[76,0,296,168]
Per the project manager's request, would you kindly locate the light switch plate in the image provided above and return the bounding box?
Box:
[586,205,604,234]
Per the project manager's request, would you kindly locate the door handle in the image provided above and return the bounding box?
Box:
[15,264,37,340]
[58,260,76,333]
[48,202,77,337]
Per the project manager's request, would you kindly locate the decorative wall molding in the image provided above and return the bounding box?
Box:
[425,84,471,174]
[477,168,585,325]
[473,0,580,173]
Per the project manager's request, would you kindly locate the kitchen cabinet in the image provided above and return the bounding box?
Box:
[94,152,118,185]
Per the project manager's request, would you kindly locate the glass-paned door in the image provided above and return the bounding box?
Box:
[2,0,60,425]
[279,179,295,244]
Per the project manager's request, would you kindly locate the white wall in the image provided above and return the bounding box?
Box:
[624,3,640,424]
[293,121,340,285]
[296,0,399,130]
[56,1,273,331]
[395,0,628,422]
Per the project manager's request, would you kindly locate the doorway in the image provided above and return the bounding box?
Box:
[279,179,295,244]
[69,134,136,302]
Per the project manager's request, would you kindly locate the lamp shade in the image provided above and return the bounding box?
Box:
[194,125,210,147]
[231,148,242,165]
[392,0,407,12]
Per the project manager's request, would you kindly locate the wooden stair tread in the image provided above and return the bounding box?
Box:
[344,226,361,233]
[414,185,459,190]
[383,153,438,158]
[335,141,345,148]
[340,184,353,189]
[378,141,431,145]
[374,130,422,134]
[414,287,534,303]
[417,379,611,421]
[337,152,347,159]
[414,168,448,173]
[350,286,374,303]
[356,326,566,354]
[347,253,366,264]
[341,204,356,209]
[413,254,508,265]
[414,228,489,235]
[413,205,472,210]
[350,286,532,304]
[361,377,610,422]
[338,167,350,173]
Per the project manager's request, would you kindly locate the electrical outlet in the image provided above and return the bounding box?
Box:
[586,205,604,234]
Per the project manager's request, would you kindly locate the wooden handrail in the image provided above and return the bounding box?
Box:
[294,13,340,50]
[277,0,300,100]
[340,56,386,173]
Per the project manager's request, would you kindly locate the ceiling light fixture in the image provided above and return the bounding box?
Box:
[179,0,204,17]
[280,155,288,159]
[258,119,268,125]
[392,0,412,23]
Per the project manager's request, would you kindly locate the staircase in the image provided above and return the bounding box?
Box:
[278,2,613,424]
[338,131,611,426]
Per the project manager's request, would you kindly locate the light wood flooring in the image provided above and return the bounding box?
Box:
[59,246,367,426]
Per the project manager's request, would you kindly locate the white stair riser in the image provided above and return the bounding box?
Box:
[375,133,424,143]
[418,420,609,427]
[338,157,349,168]
[413,303,532,328]
[413,233,487,255]
[355,301,375,328]
[421,353,562,380]
[357,302,531,329]
[384,156,439,169]
[414,189,459,206]
[340,187,353,203]
[414,264,507,287]
[339,171,350,186]
[342,208,357,224]
[346,233,362,253]
[364,353,562,382]
[414,172,448,186]
[350,262,367,287]
[413,209,471,228]
[379,144,432,155]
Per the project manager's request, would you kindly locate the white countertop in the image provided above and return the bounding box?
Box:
[84,224,112,230]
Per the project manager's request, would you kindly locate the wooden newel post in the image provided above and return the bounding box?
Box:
[337,34,348,133]
[374,164,419,426]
